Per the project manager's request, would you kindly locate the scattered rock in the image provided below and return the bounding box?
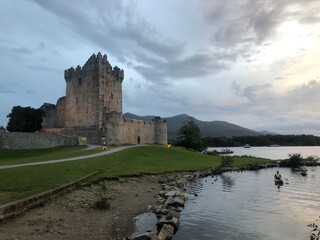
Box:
[157,224,175,240]
[130,232,158,240]
[157,216,180,233]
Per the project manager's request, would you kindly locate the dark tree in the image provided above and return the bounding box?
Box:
[6,106,45,132]
[177,120,206,151]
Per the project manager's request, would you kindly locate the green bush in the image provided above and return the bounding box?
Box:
[279,153,320,167]
[305,156,320,166]
[279,153,303,168]
[220,156,234,168]
[287,153,303,167]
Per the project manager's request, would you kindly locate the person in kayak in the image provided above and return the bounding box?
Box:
[274,171,282,180]
[301,166,307,172]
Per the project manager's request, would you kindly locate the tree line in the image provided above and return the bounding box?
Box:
[203,134,320,147]
[5,106,44,132]
[175,120,320,151]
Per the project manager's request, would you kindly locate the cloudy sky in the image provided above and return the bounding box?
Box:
[1,0,320,135]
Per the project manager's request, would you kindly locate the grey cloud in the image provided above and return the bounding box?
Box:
[298,14,320,25]
[225,80,320,120]
[33,0,130,57]
[33,0,198,85]
[208,0,284,47]
[25,89,36,95]
[27,65,60,73]
[0,89,16,94]
[34,0,185,63]
[201,0,239,24]
[242,83,273,101]
[202,0,320,61]
[134,53,227,84]
[0,43,49,62]
[12,46,33,55]
[0,46,33,61]
[201,79,320,134]
[286,80,320,108]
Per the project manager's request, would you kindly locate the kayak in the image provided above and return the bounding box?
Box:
[274,178,284,185]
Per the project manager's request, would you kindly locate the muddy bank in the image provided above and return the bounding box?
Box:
[0,175,163,240]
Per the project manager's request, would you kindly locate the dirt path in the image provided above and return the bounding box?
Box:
[0,174,164,240]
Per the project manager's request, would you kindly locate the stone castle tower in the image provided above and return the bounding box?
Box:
[41,53,167,146]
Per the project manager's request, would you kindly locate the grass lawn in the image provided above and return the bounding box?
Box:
[0,145,271,205]
[0,146,102,166]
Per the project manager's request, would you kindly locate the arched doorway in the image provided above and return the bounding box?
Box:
[137,136,141,144]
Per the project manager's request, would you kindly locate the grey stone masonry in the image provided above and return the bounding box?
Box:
[40,53,167,146]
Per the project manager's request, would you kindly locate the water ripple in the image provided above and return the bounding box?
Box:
[174,167,320,240]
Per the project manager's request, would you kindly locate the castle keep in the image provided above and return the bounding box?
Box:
[41,53,167,146]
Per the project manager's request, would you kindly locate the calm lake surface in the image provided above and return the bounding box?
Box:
[132,146,320,239]
[207,146,320,160]
[173,167,320,240]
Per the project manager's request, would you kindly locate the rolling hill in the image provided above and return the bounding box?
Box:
[123,113,265,140]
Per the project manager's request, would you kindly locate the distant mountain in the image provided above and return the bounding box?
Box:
[123,113,266,140]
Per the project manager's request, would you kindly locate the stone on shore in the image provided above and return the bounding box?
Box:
[157,224,175,240]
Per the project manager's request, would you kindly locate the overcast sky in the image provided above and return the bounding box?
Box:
[1,0,320,135]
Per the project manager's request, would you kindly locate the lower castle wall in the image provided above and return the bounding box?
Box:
[121,118,156,145]
[73,128,101,145]
[17,114,168,148]
[42,128,101,145]
[0,132,78,150]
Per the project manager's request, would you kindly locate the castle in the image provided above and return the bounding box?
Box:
[41,53,167,146]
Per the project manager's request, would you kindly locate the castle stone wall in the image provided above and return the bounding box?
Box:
[119,117,167,145]
[40,53,167,147]
[63,53,124,129]
[121,118,156,145]
[0,132,78,150]
[40,103,56,128]
[41,128,101,145]
[64,63,99,128]
[56,97,66,127]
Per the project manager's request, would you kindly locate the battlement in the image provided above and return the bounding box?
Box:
[41,52,167,146]
[64,53,124,82]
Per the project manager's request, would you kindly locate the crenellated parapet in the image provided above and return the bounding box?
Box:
[64,52,124,82]
[113,66,124,82]
[41,52,166,146]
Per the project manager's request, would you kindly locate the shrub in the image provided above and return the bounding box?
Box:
[287,153,303,168]
[305,156,320,166]
[220,156,234,168]
[279,153,320,167]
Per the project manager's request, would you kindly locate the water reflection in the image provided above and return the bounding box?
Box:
[174,167,320,240]
[220,173,235,192]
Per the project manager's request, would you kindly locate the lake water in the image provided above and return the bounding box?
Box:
[207,146,320,160]
[173,167,320,240]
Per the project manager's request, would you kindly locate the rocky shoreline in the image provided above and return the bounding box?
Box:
[128,162,279,240]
